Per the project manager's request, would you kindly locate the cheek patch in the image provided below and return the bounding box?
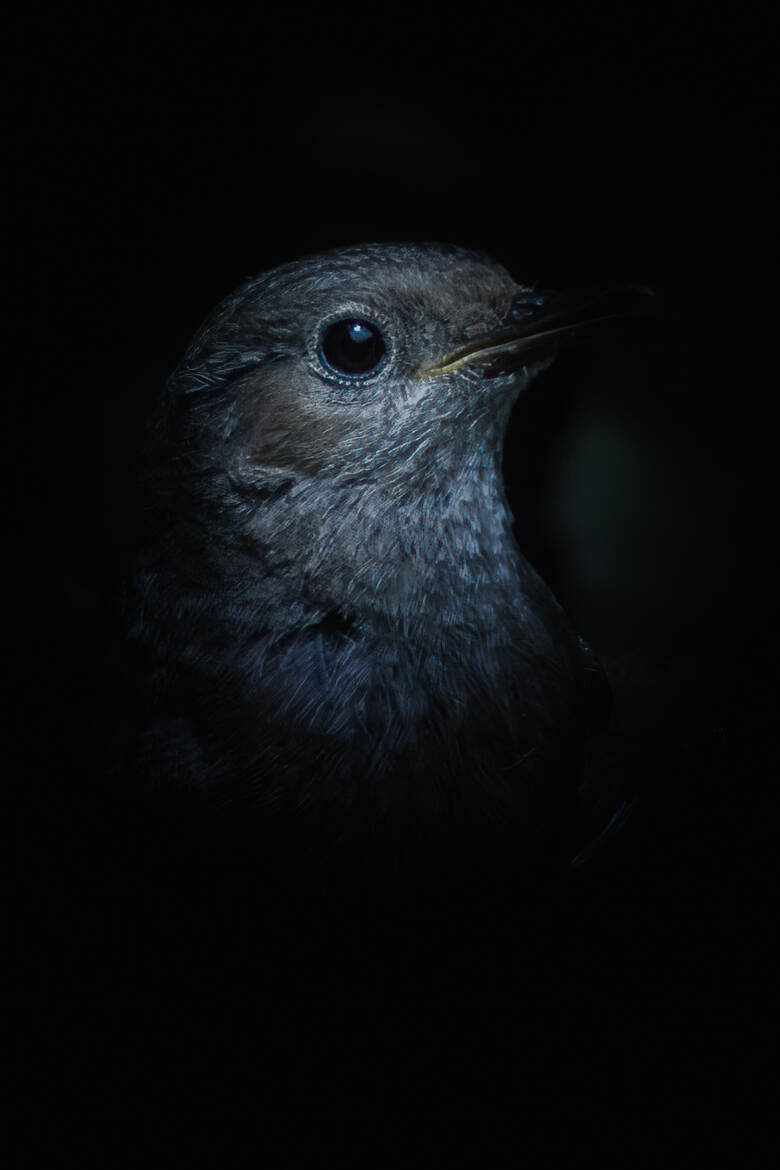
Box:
[238,365,366,477]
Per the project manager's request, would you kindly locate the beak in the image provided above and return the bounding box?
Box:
[419,282,658,380]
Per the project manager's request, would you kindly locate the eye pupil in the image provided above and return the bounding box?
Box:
[320,318,386,376]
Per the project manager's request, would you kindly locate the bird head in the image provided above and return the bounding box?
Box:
[145,243,651,611]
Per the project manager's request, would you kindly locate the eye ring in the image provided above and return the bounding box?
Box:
[314,309,391,382]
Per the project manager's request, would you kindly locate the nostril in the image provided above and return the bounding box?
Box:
[507,290,546,322]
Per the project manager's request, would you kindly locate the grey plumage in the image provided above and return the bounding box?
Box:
[124,242,616,851]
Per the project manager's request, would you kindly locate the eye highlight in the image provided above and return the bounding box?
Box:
[319,318,387,377]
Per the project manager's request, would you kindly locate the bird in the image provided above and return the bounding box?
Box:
[119,242,642,879]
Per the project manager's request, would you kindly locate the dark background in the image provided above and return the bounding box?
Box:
[21,7,774,1164]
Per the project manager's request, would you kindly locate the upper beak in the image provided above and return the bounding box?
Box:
[419,282,658,380]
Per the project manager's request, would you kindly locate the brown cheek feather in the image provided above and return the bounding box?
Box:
[239,366,365,478]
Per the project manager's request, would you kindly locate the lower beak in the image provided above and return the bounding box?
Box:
[420,282,657,380]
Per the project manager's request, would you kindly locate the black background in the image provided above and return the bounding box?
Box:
[20,7,775,1164]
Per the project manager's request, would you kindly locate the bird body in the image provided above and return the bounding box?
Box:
[123,243,615,849]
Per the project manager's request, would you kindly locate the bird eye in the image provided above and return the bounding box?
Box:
[319,318,387,377]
